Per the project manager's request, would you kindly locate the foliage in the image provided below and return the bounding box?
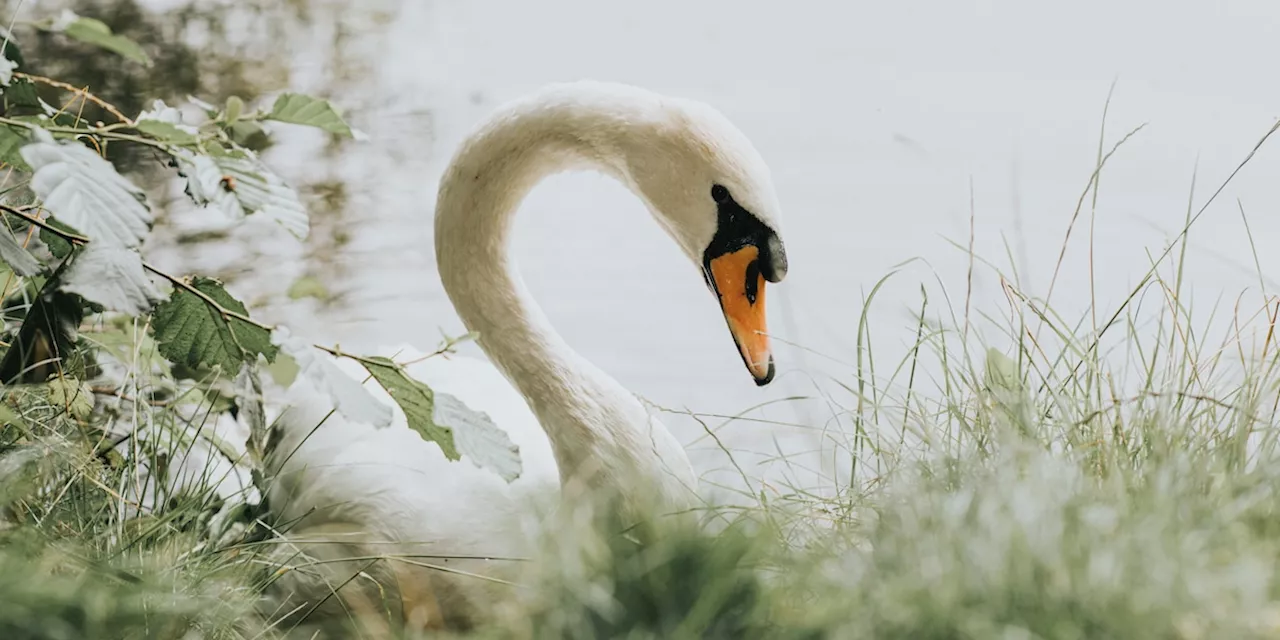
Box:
[0,5,520,638]
[5,3,1280,640]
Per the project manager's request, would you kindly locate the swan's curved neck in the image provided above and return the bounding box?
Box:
[434,90,694,512]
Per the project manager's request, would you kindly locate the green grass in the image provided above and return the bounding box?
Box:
[7,114,1280,639]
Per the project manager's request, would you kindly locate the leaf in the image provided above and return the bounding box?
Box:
[49,11,151,66]
[224,95,244,123]
[272,330,391,428]
[45,377,93,420]
[0,27,25,69]
[0,124,30,170]
[150,276,277,372]
[286,275,328,300]
[263,351,299,388]
[434,392,522,482]
[173,150,308,239]
[22,135,153,248]
[61,244,159,314]
[39,217,79,260]
[267,93,353,137]
[0,223,41,276]
[135,100,199,144]
[983,347,1021,395]
[226,120,269,151]
[234,363,267,468]
[359,356,521,481]
[0,275,84,383]
[4,78,39,112]
[134,119,196,145]
[360,356,458,459]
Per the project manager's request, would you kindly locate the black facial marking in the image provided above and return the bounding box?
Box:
[701,186,787,292]
[744,259,760,305]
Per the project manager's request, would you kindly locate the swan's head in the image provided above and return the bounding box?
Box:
[613,94,788,386]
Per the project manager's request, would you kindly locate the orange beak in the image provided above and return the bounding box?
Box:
[708,244,774,385]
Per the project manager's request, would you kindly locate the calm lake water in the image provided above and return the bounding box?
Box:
[258,0,1280,494]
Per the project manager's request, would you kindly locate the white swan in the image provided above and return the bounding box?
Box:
[265,81,788,631]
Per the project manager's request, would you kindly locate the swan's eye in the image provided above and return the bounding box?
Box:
[710,184,730,204]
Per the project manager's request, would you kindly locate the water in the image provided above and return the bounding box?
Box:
[266,0,1280,493]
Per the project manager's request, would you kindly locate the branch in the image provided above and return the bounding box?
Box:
[140,262,273,331]
[14,72,132,124]
[0,116,170,152]
[0,204,90,243]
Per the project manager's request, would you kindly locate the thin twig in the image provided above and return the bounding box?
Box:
[14,72,134,124]
[0,204,90,243]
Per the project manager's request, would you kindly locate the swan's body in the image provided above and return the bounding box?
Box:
[266,81,787,631]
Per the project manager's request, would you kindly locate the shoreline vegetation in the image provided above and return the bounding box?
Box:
[4,4,1280,639]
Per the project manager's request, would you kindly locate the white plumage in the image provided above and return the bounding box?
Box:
[264,81,786,631]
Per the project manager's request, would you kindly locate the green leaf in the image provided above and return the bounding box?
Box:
[150,276,277,372]
[0,222,41,276]
[286,275,328,301]
[22,135,153,248]
[263,351,299,388]
[983,347,1020,395]
[224,95,244,123]
[53,13,151,66]
[45,377,93,420]
[4,78,39,111]
[0,125,31,170]
[226,121,269,150]
[40,217,79,260]
[61,244,159,314]
[134,119,196,145]
[358,356,522,481]
[360,356,458,460]
[267,93,353,137]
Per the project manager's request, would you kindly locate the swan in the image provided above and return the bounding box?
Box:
[264,81,788,632]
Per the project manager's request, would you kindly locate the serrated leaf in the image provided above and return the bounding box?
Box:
[150,276,277,372]
[273,331,390,428]
[39,217,78,260]
[45,377,93,420]
[61,244,159,314]
[434,392,521,482]
[4,78,39,111]
[267,93,353,137]
[359,356,521,481]
[360,356,458,459]
[0,222,41,276]
[134,119,196,144]
[22,136,152,248]
[174,150,308,239]
[55,14,151,66]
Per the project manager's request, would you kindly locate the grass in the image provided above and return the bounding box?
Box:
[6,111,1280,639]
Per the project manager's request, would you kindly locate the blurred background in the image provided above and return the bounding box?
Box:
[27,0,1280,495]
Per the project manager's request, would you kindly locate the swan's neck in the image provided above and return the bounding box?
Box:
[434,90,695,514]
